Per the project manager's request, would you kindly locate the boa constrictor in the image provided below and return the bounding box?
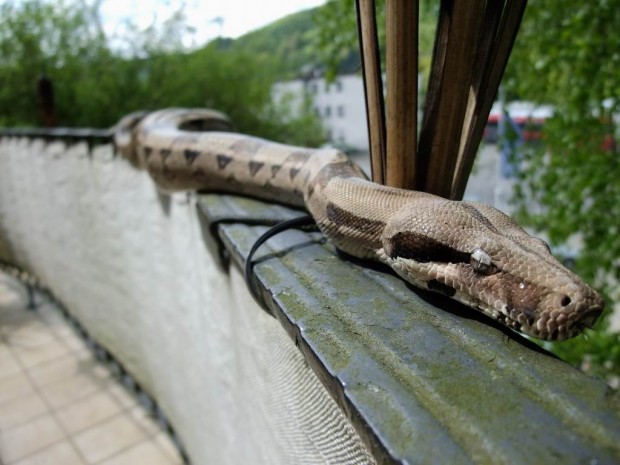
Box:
[114,108,604,341]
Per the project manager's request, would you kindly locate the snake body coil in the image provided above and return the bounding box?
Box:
[115,109,604,341]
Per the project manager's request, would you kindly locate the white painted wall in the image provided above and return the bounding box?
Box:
[0,137,374,465]
[274,74,369,151]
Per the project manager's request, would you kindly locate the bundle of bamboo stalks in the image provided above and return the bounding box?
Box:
[355,0,527,199]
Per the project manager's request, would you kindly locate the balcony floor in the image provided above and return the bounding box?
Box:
[0,271,183,465]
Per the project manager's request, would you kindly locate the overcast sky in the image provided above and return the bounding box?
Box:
[100,0,326,47]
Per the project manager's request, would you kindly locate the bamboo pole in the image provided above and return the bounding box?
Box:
[385,0,418,189]
[416,0,485,198]
[451,0,528,199]
[355,0,386,184]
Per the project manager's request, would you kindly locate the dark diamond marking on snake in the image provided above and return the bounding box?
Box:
[216,154,232,169]
[386,231,469,264]
[314,162,369,189]
[326,203,384,238]
[249,161,264,177]
[289,168,300,180]
[460,203,500,235]
[162,165,175,181]
[225,173,242,186]
[264,179,283,195]
[271,165,282,177]
[427,280,456,297]
[184,149,200,164]
[284,150,312,166]
[192,168,208,181]
[160,148,171,160]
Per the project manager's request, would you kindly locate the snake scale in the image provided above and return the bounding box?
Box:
[115,108,604,341]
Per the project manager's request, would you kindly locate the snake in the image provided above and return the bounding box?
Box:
[114,108,604,341]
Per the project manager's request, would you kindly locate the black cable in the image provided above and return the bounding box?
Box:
[244,215,317,313]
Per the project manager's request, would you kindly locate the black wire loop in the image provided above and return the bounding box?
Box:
[244,215,317,313]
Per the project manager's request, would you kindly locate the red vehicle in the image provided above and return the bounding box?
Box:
[483,102,552,144]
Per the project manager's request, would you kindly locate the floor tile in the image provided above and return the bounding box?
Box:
[11,441,86,465]
[107,383,138,409]
[0,391,48,430]
[28,353,84,388]
[50,324,76,339]
[56,329,89,353]
[0,310,32,332]
[28,352,107,388]
[73,414,146,464]
[0,276,27,310]
[38,373,108,409]
[0,346,22,379]
[11,338,70,369]
[98,441,175,465]
[128,405,162,437]
[56,390,122,435]
[36,305,67,328]
[0,414,65,463]
[0,371,35,404]
[8,320,58,348]
[154,432,184,464]
[1,273,185,465]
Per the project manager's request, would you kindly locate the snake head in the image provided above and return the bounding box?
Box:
[112,110,150,167]
[380,199,604,341]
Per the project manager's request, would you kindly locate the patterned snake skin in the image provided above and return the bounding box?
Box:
[114,108,604,341]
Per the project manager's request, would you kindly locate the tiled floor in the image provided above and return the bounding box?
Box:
[0,271,183,465]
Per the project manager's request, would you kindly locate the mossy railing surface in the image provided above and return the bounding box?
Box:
[201,193,620,465]
[1,128,620,465]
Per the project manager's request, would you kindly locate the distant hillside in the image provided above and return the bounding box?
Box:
[228,8,322,79]
[203,5,437,81]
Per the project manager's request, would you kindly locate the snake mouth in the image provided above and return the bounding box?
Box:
[575,306,604,331]
[524,305,604,341]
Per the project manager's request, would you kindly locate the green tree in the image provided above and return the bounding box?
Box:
[231,9,317,80]
[0,0,109,126]
[0,0,325,146]
[312,0,438,81]
[504,0,620,381]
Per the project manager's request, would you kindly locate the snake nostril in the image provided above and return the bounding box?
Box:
[560,295,572,307]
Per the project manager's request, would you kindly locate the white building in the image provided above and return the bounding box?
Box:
[273,73,369,152]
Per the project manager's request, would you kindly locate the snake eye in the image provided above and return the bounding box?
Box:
[470,248,493,274]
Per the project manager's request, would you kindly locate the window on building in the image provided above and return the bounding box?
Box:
[335,80,343,92]
[337,105,345,118]
[324,106,331,118]
[310,83,318,94]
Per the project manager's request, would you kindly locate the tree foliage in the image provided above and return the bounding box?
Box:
[313,0,438,81]
[231,9,317,80]
[504,1,620,381]
[0,0,109,125]
[0,0,325,147]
